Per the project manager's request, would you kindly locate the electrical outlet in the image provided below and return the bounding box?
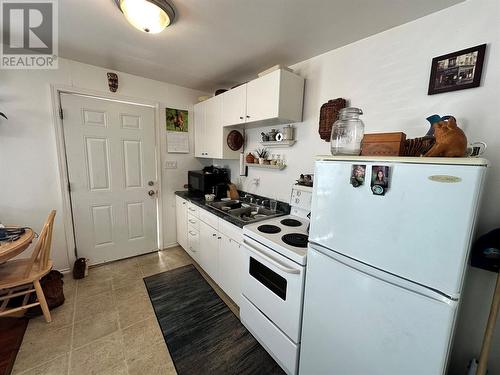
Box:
[165,161,177,169]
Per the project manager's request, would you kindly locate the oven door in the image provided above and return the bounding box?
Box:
[241,236,305,343]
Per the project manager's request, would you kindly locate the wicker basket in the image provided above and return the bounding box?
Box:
[404,136,435,156]
[318,98,347,142]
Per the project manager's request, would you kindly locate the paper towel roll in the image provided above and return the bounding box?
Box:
[239,153,246,176]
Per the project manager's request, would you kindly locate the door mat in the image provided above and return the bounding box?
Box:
[144,264,285,375]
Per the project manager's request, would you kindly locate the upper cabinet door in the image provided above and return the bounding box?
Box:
[246,70,280,123]
[204,95,223,158]
[222,84,247,127]
[194,101,206,157]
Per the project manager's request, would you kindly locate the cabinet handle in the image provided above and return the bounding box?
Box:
[246,115,250,118]
[182,202,186,205]
[189,207,196,211]
[239,116,243,120]
[218,237,222,240]
[212,233,217,237]
[189,219,196,223]
[189,231,197,236]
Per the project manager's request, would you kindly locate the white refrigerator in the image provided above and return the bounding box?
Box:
[299,156,488,375]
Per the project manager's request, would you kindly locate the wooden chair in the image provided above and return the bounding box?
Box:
[0,211,56,323]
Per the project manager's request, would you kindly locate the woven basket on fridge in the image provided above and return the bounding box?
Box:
[318,98,347,142]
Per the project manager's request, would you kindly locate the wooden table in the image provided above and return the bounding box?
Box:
[0,229,34,264]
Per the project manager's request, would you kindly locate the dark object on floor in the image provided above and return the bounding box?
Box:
[144,265,285,375]
[471,229,500,273]
[0,317,28,375]
[25,270,65,318]
[318,98,347,141]
[471,229,500,375]
[73,258,88,279]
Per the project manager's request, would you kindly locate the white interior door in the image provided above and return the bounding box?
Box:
[60,93,159,265]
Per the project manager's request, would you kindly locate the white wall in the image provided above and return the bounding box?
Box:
[0,58,206,271]
[221,0,500,372]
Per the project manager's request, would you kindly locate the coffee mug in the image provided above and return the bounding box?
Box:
[466,142,487,157]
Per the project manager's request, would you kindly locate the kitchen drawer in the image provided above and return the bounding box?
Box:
[187,202,199,217]
[187,226,199,261]
[199,209,219,230]
[187,214,200,231]
[219,219,242,243]
[240,296,298,375]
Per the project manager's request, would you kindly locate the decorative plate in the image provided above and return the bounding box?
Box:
[227,130,244,151]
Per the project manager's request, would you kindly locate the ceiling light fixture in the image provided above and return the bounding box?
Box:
[115,0,176,34]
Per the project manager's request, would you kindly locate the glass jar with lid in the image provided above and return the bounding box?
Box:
[330,107,365,155]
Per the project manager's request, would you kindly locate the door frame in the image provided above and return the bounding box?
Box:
[50,84,164,269]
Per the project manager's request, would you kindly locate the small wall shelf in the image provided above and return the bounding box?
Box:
[259,140,296,148]
[245,163,286,170]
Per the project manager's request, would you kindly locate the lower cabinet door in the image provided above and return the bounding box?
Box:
[175,196,188,250]
[218,234,243,306]
[199,221,219,282]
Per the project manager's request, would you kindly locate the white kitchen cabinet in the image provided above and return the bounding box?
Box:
[222,84,247,126]
[175,196,188,250]
[194,95,241,160]
[199,220,220,283]
[176,195,245,307]
[222,69,304,128]
[218,234,243,306]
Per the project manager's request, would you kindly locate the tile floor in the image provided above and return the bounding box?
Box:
[11,246,238,375]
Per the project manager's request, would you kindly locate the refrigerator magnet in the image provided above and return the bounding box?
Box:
[371,166,390,195]
[350,165,366,187]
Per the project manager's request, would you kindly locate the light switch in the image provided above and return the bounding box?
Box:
[165,161,178,169]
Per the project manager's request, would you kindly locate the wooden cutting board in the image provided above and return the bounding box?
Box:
[227,184,239,200]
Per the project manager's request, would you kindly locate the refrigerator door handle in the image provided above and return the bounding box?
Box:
[309,242,458,305]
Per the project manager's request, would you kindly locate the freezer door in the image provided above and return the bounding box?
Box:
[310,160,486,296]
[299,245,458,375]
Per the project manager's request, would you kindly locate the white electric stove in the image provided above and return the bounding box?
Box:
[240,185,312,375]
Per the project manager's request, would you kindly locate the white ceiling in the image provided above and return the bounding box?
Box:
[60,0,463,92]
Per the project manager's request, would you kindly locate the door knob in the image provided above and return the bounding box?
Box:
[148,190,156,197]
[148,181,155,186]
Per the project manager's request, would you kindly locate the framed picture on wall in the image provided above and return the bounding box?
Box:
[166,107,188,132]
[427,44,486,95]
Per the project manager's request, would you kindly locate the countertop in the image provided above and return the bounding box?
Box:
[175,191,290,229]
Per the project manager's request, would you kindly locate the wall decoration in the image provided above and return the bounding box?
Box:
[371,166,390,196]
[318,98,347,141]
[107,72,118,92]
[167,132,189,153]
[166,108,188,132]
[428,44,486,95]
[350,165,366,187]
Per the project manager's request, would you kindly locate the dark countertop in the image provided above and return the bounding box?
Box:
[175,191,290,229]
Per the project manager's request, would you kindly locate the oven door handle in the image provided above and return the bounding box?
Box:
[243,240,300,274]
